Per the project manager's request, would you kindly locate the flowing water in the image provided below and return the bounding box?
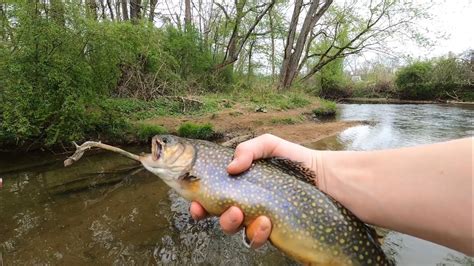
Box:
[0,104,473,265]
[308,104,474,265]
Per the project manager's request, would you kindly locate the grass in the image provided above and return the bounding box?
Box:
[99,85,319,143]
[270,116,305,125]
[313,99,337,118]
[105,85,316,123]
[134,123,167,141]
[177,122,215,140]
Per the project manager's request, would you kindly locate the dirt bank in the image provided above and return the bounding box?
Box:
[146,102,360,145]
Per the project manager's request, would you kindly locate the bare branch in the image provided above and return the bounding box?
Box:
[213,1,229,20]
[64,141,140,167]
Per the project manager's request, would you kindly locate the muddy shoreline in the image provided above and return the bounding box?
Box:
[145,102,361,145]
[1,102,360,174]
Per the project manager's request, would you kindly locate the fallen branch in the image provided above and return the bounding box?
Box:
[64,141,140,167]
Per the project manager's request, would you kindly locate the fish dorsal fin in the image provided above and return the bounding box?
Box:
[267,157,317,186]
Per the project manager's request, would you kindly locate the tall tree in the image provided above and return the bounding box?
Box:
[184,0,192,28]
[268,5,275,81]
[279,0,333,90]
[301,0,427,82]
[130,0,141,21]
[107,0,115,20]
[121,0,129,20]
[149,0,158,22]
[214,0,275,70]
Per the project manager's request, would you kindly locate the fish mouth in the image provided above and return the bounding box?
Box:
[152,138,163,161]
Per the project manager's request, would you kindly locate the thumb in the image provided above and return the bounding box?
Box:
[227,155,253,175]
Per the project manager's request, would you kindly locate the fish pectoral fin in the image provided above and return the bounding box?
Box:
[267,157,317,186]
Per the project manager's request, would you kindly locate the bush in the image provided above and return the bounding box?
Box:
[317,59,351,99]
[177,122,215,140]
[395,61,435,100]
[135,123,167,141]
[270,116,304,125]
[0,3,173,146]
[313,99,337,118]
[0,3,232,148]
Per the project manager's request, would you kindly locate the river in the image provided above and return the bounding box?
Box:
[0,104,472,265]
[309,104,473,265]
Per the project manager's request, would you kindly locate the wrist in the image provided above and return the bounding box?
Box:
[315,150,376,223]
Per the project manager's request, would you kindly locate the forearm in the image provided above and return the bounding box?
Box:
[315,138,473,255]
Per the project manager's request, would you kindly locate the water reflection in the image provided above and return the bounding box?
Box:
[310,104,474,265]
[337,104,474,150]
[0,148,295,265]
[1,104,472,265]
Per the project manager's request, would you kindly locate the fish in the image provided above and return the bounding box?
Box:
[139,135,391,265]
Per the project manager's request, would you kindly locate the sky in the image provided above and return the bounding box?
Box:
[406,0,473,58]
[345,0,473,70]
[156,0,473,71]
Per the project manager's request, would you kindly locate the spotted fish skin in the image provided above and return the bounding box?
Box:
[142,136,391,265]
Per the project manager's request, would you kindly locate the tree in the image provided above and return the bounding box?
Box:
[214,0,275,70]
[279,0,333,89]
[130,0,141,21]
[184,0,192,28]
[279,0,429,90]
[121,0,129,20]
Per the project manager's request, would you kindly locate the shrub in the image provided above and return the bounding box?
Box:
[313,99,337,118]
[270,116,304,125]
[395,61,434,100]
[177,122,215,140]
[315,59,352,99]
[135,123,167,141]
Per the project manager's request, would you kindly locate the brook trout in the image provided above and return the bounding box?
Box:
[140,135,391,265]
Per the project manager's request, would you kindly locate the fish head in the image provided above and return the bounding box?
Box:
[140,135,197,192]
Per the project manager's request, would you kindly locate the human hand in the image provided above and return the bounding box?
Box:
[190,134,315,248]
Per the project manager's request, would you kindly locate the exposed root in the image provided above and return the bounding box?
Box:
[64,141,140,167]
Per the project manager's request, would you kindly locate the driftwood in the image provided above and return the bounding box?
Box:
[64,141,140,167]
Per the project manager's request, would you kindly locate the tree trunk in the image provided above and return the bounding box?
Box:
[215,0,275,71]
[121,0,129,20]
[115,0,122,20]
[149,0,157,22]
[247,38,256,85]
[269,7,276,82]
[107,0,115,20]
[279,0,333,90]
[130,0,141,22]
[278,0,303,89]
[184,0,192,29]
[99,0,106,19]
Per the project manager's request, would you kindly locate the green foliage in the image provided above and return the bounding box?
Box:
[317,59,351,99]
[162,26,213,78]
[270,116,305,125]
[177,122,215,140]
[229,83,312,110]
[0,3,135,146]
[135,123,167,141]
[0,2,231,147]
[395,56,473,101]
[395,61,434,100]
[313,99,337,118]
